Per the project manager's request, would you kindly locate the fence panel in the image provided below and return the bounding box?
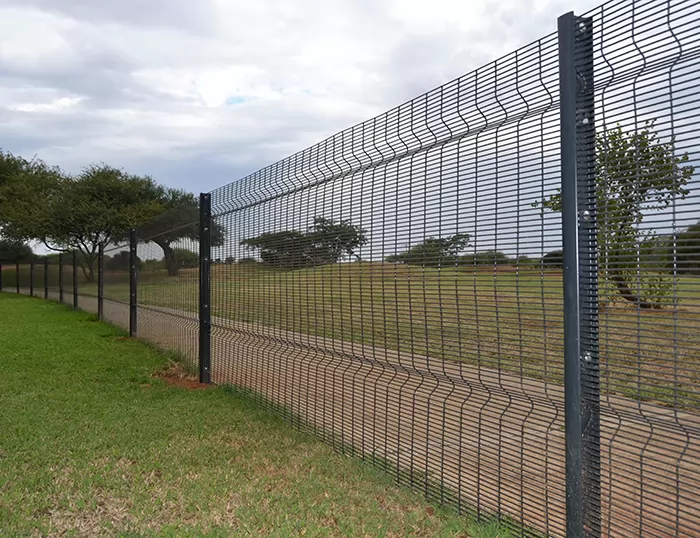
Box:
[579,0,700,536]
[128,200,201,371]
[209,30,566,536]
[101,241,133,332]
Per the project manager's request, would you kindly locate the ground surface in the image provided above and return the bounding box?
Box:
[0,293,508,537]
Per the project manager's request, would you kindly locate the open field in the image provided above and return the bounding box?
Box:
[0,293,510,537]
[82,261,700,408]
[5,261,699,406]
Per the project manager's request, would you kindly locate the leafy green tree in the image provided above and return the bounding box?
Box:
[461,250,513,266]
[171,247,199,269]
[386,233,470,267]
[541,249,563,269]
[675,221,700,275]
[537,122,694,308]
[4,164,163,282]
[136,190,225,276]
[0,240,33,262]
[105,251,142,271]
[241,217,367,270]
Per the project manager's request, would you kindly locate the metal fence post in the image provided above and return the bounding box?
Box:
[98,245,104,320]
[59,253,64,303]
[15,261,20,294]
[199,193,212,384]
[44,257,49,299]
[129,229,137,337]
[72,251,78,310]
[574,14,601,537]
[30,258,35,297]
[0,261,3,291]
[559,11,600,538]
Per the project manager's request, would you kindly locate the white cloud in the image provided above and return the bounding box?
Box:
[0,0,602,192]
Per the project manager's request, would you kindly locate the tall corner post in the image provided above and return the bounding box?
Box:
[98,244,104,320]
[199,193,212,384]
[129,229,138,337]
[44,257,49,299]
[59,253,64,303]
[558,11,601,538]
[0,261,3,291]
[72,251,78,310]
[15,261,20,294]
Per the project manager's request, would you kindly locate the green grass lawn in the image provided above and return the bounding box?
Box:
[0,293,509,537]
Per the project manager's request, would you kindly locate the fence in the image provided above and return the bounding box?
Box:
[2,0,700,535]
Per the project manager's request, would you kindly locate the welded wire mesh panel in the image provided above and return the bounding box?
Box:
[134,201,201,370]
[210,33,566,536]
[581,0,700,535]
[102,241,132,331]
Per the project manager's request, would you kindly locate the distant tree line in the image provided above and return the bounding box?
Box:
[0,151,225,280]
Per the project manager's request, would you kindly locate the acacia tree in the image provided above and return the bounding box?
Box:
[1,163,164,282]
[137,189,225,276]
[240,217,367,270]
[386,233,470,267]
[537,122,694,308]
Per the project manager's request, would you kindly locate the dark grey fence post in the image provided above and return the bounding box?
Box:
[98,245,104,320]
[59,253,64,303]
[199,193,212,384]
[15,262,20,294]
[129,229,137,337]
[0,261,3,291]
[44,257,49,299]
[559,11,600,538]
[29,258,35,297]
[72,251,78,310]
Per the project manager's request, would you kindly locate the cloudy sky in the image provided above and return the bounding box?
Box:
[0,0,604,194]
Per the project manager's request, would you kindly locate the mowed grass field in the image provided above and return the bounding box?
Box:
[0,293,510,537]
[6,261,700,407]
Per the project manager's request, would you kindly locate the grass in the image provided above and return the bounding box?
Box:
[5,261,700,406]
[0,293,511,537]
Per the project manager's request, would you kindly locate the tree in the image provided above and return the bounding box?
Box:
[240,217,367,270]
[537,122,694,308]
[171,247,199,269]
[105,251,142,271]
[136,190,225,276]
[386,233,470,267]
[675,221,700,274]
[461,250,513,266]
[541,249,563,269]
[1,162,163,282]
[0,240,33,262]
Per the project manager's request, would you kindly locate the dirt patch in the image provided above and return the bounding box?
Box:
[153,360,209,390]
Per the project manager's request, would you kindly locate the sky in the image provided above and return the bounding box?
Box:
[0,0,603,195]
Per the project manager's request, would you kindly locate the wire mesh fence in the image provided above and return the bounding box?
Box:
[1,0,699,535]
